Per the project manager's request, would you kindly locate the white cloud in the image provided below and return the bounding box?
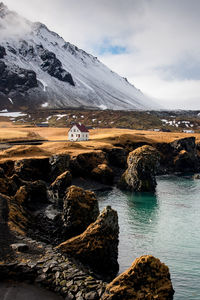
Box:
[2,0,200,109]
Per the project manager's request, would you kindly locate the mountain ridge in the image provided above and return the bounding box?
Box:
[0,2,160,111]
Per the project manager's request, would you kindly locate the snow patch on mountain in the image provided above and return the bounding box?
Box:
[0,2,160,111]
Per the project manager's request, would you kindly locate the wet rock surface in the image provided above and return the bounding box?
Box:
[0,236,106,300]
[102,255,174,300]
[119,145,160,192]
[62,185,99,238]
[58,206,119,280]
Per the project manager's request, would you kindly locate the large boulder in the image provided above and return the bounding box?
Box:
[57,206,119,279]
[49,170,72,200]
[14,158,50,181]
[119,145,160,192]
[102,255,174,300]
[62,186,99,238]
[171,137,199,173]
[91,164,114,184]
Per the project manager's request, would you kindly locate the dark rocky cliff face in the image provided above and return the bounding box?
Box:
[40,49,75,85]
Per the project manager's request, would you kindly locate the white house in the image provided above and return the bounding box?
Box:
[68,123,89,141]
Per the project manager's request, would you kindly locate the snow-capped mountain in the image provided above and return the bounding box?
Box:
[0,2,159,111]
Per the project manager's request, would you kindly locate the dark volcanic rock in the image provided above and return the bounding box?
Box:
[0,193,9,224]
[50,170,72,200]
[49,154,71,180]
[57,206,119,279]
[171,137,199,173]
[119,145,160,192]
[102,255,174,300]
[14,158,50,181]
[70,150,107,176]
[91,164,114,184]
[62,185,99,238]
[40,49,75,85]
[0,46,6,58]
[105,147,128,168]
[14,180,48,210]
[0,63,38,95]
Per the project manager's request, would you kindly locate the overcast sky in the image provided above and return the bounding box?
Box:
[3,0,200,109]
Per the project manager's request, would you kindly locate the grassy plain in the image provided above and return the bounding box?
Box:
[0,121,200,162]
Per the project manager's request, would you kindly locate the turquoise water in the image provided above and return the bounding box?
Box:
[98,175,200,300]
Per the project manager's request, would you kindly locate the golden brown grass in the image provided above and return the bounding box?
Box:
[0,125,200,162]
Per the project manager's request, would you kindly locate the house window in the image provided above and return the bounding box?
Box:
[71,134,73,137]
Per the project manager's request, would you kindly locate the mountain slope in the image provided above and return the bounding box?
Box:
[0,2,159,111]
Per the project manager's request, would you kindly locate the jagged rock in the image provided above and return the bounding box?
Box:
[11,243,29,252]
[105,147,128,168]
[40,49,75,85]
[57,206,119,279]
[14,158,50,181]
[171,137,199,173]
[62,186,99,238]
[0,63,38,95]
[119,145,160,192]
[50,171,72,200]
[0,193,9,224]
[49,154,71,180]
[0,45,6,58]
[70,151,107,176]
[91,164,114,184]
[0,176,17,196]
[14,180,48,210]
[102,255,174,300]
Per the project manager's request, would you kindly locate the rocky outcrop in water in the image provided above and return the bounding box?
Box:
[91,164,114,184]
[119,145,160,192]
[102,255,174,300]
[62,185,99,238]
[57,206,119,279]
[171,137,199,173]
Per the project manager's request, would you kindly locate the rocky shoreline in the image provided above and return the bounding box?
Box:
[1,135,198,299]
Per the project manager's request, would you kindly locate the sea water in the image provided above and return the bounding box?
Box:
[98,175,200,300]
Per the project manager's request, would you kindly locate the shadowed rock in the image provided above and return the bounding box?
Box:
[119,145,160,192]
[91,164,114,184]
[62,185,99,238]
[14,180,48,210]
[57,206,119,279]
[49,154,70,180]
[171,137,199,173]
[102,255,174,300]
[14,158,50,181]
[50,170,72,200]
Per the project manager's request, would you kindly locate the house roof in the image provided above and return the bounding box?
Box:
[71,123,89,133]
